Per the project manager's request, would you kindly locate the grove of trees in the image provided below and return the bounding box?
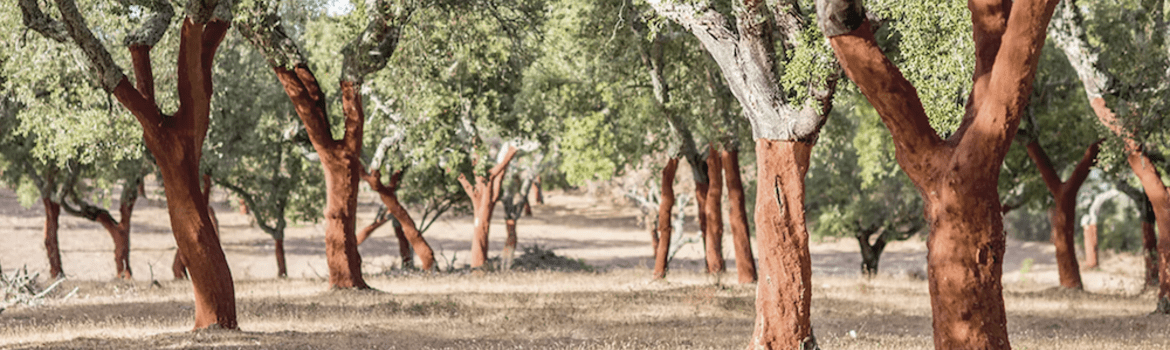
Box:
[3,0,1169,348]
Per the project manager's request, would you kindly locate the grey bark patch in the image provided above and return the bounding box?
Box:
[122,0,173,47]
[815,0,866,37]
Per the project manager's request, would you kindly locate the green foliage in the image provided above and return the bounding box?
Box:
[867,0,973,135]
[560,111,617,185]
[807,90,923,243]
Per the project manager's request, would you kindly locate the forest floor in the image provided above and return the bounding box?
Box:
[1,184,1167,349]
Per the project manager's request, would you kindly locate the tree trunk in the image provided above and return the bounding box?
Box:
[459,146,519,270]
[503,219,518,270]
[275,237,287,278]
[703,145,726,274]
[393,220,413,268]
[1025,139,1099,289]
[361,169,435,271]
[749,140,815,349]
[653,158,680,279]
[42,197,63,279]
[1082,224,1098,269]
[533,175,544,204]
[857,228,886,276]
[722,148,757,283]
[1144,221,1159,288]
[95,214,133,280]
[824,0,1061,344]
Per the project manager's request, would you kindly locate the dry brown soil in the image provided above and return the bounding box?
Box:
[1,186,1167,349]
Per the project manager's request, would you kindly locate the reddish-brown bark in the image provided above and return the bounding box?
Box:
[42,197,63,279]
[652,158,680,279]
[1025,139,1101,289]
[703,145,726,274]
[172,252,188,279]
[360,168,436,271]
[458,146,520,269]
[356,212,390,246]
[392,222,412,268]
[721,148,757,283]
[823,0,1061,346]
[274,238,287,278]
[1089,98,1170,312]
[101,18,238,329]
[272,67,368,289]
[749,140,814,349]
[1144,221,1160,287]
[1082,224,1098,269]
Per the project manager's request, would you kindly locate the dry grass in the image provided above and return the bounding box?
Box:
[0,270,1166,349]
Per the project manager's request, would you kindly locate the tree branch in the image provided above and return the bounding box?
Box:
[19,0,69,43]
[340,0,412,84]
[1024,140,1063,195]
[1065,139,1104,191]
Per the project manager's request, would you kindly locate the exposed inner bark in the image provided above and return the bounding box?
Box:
[42,197,63,279]
[721,148,757,283]
[360,168,436,271]
[822,0,1061,345]
[749,139,814,349]
[652,158,680,279]
[274,237,287,278]
[1025,139,1101,289]
[703,145,726,274]
[458,146,519,269]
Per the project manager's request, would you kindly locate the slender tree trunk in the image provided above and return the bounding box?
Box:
[503,219,518,270]
[361,169,435,271]
[1143,221,1159,288]
[722,148,757,283]
[94,214,133,280]
[274,237,287,278]
[653,158,680,279]
[533,175,544,204]
[393,221,413,268]
[1082,224,1098,269]
[749,140,814,349]
[703,145,726,274]
[857,229,886,276]
[459,147,519,270]
[42,197,63,279]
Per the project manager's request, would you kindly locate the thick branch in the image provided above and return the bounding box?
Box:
[45,0,126,91]
[121,0,174,47]
[237,0,308,68]
[821,20,944,178]
[1025,140,1063,195]
[1066,139,1104,190]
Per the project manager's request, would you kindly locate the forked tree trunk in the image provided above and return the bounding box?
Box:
[703,145,726,274]
[21,0,238,327]
[1082,224,1098,269]
[274,237,287,278]
[361,168,435,271]
[42,197,63,279]
[721,147,757,283]
[1025,139,1101,289]
[459,146,520,269]
[1050,0,1170,312]
[653,158,680,279]
[750,140,815,348]
[823,0,1060,346]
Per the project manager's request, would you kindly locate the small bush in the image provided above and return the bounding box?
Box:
[509,245,594,273]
